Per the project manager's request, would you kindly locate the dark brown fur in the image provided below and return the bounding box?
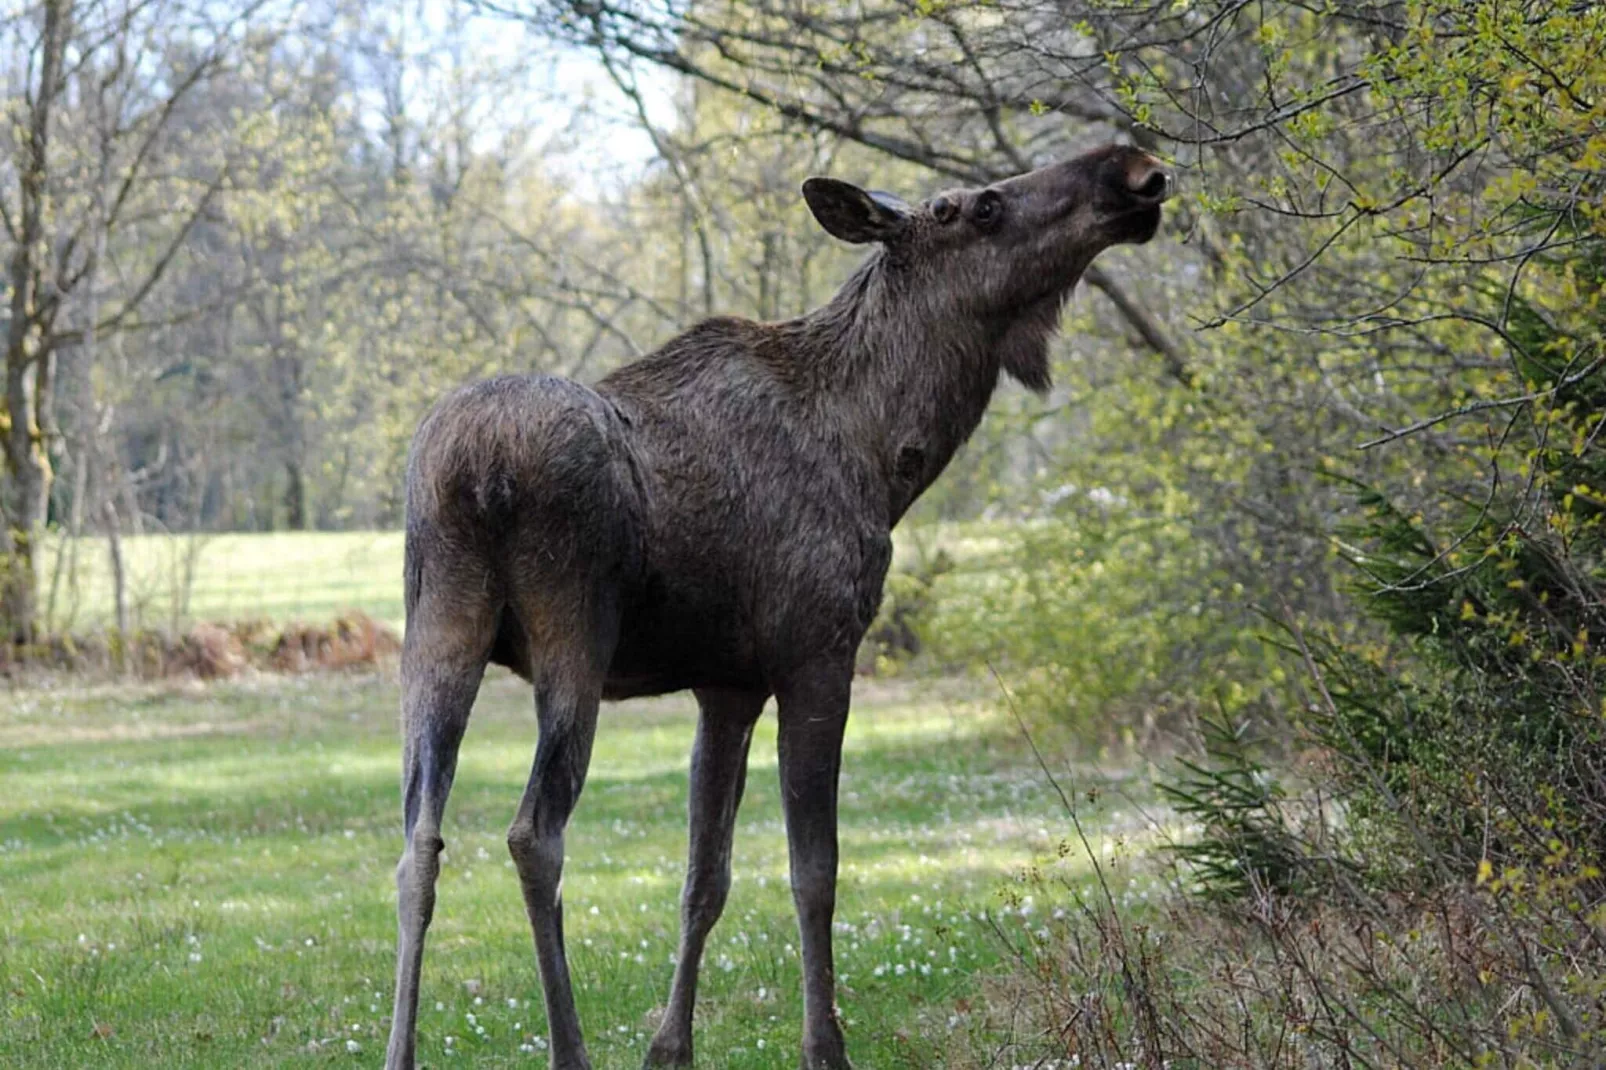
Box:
[385,144,1171,1070]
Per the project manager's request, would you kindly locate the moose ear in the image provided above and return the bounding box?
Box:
[802,177,911,244]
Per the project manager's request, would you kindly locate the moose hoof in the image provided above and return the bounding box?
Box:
[800,1056,853,1070]
[643,1035,693,1068]
[801,1042,853,1070]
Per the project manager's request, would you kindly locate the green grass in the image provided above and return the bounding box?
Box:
[34,525,1011,636]
[0,671,1159,1068]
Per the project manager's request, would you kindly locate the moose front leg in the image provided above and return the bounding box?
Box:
[776,660,854,1070]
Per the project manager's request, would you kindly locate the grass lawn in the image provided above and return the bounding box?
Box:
[0,670,1160,1068]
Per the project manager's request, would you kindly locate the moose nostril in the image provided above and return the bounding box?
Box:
[1133,169,1170,202]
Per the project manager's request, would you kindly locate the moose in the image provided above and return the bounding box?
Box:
[384,143,1171,1070]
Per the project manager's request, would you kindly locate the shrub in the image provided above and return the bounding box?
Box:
[922,501,1285,750]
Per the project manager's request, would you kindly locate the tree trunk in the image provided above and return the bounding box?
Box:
[1,0,69,645]
[43,444,88,632]
[1,359,51,643]
[101,489,129,676]
[285,459,307,531]
[104,496,128,641]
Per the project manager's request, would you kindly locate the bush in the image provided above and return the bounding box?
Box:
[967,870,1605,1068]
[860,546,955,673]
[922,500,1286,750]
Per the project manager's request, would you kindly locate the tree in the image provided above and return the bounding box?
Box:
[0,0,292,641]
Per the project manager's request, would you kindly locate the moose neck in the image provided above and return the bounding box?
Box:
[794,251,1066,523]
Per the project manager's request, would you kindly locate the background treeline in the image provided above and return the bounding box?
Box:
[4,0,1604,1061]
[0,0,889,640]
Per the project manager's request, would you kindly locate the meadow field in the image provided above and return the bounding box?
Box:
[35,532,410,635]
[0,670,1162,1068]
[32,526,1011,637]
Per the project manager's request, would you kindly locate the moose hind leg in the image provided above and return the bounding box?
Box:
[385,596,496,1070]
[645,688,766,1068]
[507,660,608,1070]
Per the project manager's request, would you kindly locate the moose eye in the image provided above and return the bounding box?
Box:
[972,190,1003,229]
